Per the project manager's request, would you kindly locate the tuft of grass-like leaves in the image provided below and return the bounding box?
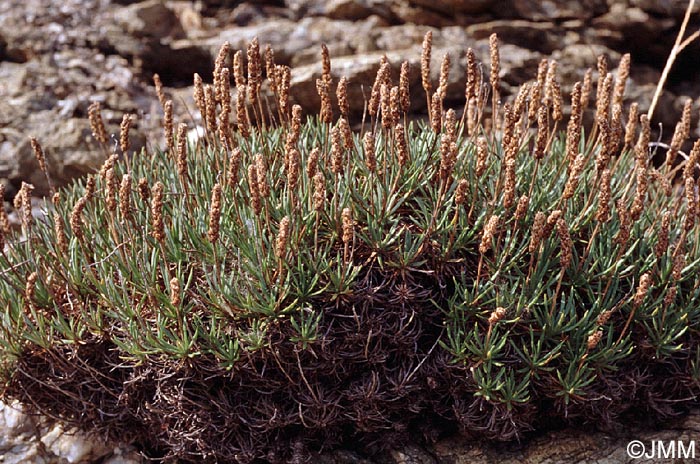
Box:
[1,35,700,463]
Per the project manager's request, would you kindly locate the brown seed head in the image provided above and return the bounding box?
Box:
[563,153,585,200]
[673,245,686,280]
[219,67,232,121]
[98,154,118,183]
[119,174,131,219]
[70,197,87,241]
[306,147,320,180]
[390,86,401,126]
[679,98,693,142]
[512,83,530,122]
[633,272,652,307]
[30,137,48,175]
[227,147,243,189]
[176,123,189,185]
[465,48,478,104]
[169,277,181,307]
[597,310,613,326]
[105,168,117,213]
[364,131,376,172]
[278,66,291,118]
[286,105,302,161]
[399,61,410,112]
[664,285,678,307]
[213,41,231,103]
[421,31,433,95]
[476,136,488,177]
[683,139,700,182]
[341,207,354,244]
[337,76,349,117]
[247,38,262,103]
[316,78,333,124]
[596,169,612,223]
[431,92,442,133]
[534,106,548,160]
[163,100,175,155]
[580,68,593,112]
[479,214,500,254]
[153,73,166,108]
[455,179,469,206]
[488,307,507,325]
[624,102,639,148]
[233,50,246,89]
[587,331,603,351]
[380,83,393,129]
[543,209,562,238]
[630,169,649,223]
[685,176,696,231]
[655,211,671,259]
[120,114,132,155]
[612,53,630,108]
[313,172,325,212]
[25,272,37,311]
[557,218,572,269]
[207,183,222,244]
[635,114,650,165]
[204,85,218,135]
[248,165,262,215]
[0,184,9,236]
[528,81,543,123]
[54,213,68,255]
[264,44,277,93]
[596,54,608,98]
[321,43,332,86]
[489,33,500,103]
[255,154,269,198]
[502,158,516,209]
[529,211,546,253]
[395,124,408,167]
[138,177,150,203]
[438,53,450,100]
[331,125,344,175]
[151,181,165,243]
[275,216,291,260]
[338,116,353,150]
[596,73,613,123]
[287,148,300,191]
[440,133,458,182]
[88,101,108,144]
[615,199,630,247]
[515,195,530,222]
[369,59,390,118]
[193,73,206,117]
[565,82,583,163]
[14,182,34,230]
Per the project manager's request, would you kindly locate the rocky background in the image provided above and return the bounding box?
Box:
[2,0,700,461]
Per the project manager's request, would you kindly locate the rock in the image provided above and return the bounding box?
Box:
[41,423,111,464]
[407,0,493,15]
[509,0,607,21]
[0,400,143,464]
[630,0,700,16]
[466,20,570,54]
[114,0,184,40]
[326,0,391,21]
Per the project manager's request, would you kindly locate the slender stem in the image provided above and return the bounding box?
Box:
[648,0,697,120]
